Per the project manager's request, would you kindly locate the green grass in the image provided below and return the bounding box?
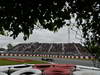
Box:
[0,59,48,66]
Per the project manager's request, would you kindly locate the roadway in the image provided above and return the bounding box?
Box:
[0,56,98,67]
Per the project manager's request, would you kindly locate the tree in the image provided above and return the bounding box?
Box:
[0,0,100,45]
[68,0,100,46]
[7,43,13,50]
[0,0,69,40]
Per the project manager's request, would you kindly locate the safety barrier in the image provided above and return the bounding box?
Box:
[53,64,76,71]
[0,64,34,72]
[0,64,99,75]
[76,65,100,71]
[73,70,100,75]
[43,67,72,75]
[0,53,94,60]
[11,68,42,75]
[0,72,7,75]
[34,64,53,71]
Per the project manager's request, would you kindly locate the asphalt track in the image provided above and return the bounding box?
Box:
[0,56,99,67]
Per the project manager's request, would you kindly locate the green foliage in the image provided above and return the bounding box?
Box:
[68,0,100,45]
[7,43,13,50]
[0,0,100,44]
[0,0,68,39]
[84,40,100,59]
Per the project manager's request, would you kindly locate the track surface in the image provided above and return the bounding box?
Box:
[0,56,99,67]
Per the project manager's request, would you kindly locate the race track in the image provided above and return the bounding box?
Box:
[0,56,99,67]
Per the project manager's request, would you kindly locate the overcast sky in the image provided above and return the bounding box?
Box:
[0,26,83,49]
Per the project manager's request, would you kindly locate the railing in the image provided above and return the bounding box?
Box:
[0,53,94,60]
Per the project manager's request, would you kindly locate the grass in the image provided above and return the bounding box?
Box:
[0,59,48,66]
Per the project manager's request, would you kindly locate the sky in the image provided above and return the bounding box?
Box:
[0,26,83,49]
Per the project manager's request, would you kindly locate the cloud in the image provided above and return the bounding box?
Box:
[0,26,83,48]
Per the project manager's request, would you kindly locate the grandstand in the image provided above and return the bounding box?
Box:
[7,42,91,56]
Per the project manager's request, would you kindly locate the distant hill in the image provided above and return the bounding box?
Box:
[8,42,90,56]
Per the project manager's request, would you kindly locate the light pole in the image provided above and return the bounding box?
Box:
[68,26,71,43]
